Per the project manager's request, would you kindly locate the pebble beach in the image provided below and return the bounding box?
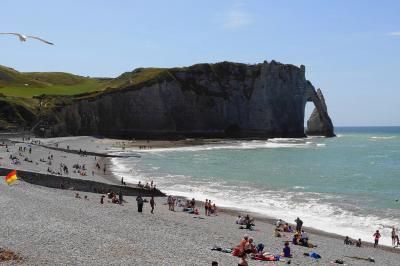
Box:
[0,136,399,265]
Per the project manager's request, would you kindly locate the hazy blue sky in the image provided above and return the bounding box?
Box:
[1,0,399,126]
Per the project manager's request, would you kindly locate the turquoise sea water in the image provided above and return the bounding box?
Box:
[110,127,400,246]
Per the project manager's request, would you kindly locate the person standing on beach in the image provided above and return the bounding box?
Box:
[295,217,303,232]
[100,195,105,204]
[136,195,144,213]
[391,227,398,247]
[373,230,381,247]
[150,196,155,214]
[119,190,123,204]
[205,199,209,216]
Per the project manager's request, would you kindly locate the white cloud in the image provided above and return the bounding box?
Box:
[223,3,253,29]
[387,32,400,36]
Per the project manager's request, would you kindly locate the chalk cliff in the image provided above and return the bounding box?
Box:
[52,61,334,138]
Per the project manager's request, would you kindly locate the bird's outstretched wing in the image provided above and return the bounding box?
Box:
[27,36,54,45]
[0,32,23,37]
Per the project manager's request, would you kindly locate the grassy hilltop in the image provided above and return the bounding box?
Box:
[0,62,260,130]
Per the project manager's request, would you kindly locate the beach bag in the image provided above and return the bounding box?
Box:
[310,252,321,259]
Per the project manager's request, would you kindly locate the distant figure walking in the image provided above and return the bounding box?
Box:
[373,230,381,247]
[100,195,105,204]
[136,195,144,213]
[119,190,123,204]
[295,217,303,232]
[150,196,155,214]
[121,177,124,185]
[392,227,397,247]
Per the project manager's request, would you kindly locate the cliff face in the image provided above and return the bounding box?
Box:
[53,61,334,138]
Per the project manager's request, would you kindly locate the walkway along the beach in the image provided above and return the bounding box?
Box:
[0,167,165,197]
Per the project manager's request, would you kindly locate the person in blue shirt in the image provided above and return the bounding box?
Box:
[283,241,292,258]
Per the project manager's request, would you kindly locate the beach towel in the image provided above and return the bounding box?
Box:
[232,247,242,257]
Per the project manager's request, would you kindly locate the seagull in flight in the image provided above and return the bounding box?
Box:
[0,32,54,45]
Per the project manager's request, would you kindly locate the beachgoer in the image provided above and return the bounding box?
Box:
[300,230,309,246]
[295,217,303,232]
[118,190,123,204]
[356,238,362,247]
[274,228,281,237]
[236,215,242,224]
[211,203,217,215]
[239,235,249,251]
[373,230,381,247]
[100,195,105,204]
[238,252,248,266]
[171,197,176,211]
[121,177,124,185]
[150,196,155,214]
[283,241,292,258]
[75,192,81,199]
[136,195,144,213]
[344,236,353,245]
[191,198,196,208]
[244,237,256,254]
[392,227,397,247]
[205,199,209,215]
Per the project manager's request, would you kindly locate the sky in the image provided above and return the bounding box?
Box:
[1,0,399,126]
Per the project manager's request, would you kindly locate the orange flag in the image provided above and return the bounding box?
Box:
[5,169,17,185]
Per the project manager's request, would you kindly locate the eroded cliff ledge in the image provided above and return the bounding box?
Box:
[51,60,334,138]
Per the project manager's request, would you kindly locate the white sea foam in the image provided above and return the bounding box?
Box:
[128,139,326,153]
[110,156,398,247]
[370,136,396,140]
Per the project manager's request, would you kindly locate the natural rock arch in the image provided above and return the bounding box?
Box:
[304,86,335,137]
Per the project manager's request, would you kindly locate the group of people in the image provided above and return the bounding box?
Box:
[137,181,156,190]
[236,215,255,230]
[204,199,217,216]
[232,234,293,265]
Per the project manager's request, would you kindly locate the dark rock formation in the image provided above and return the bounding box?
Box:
[306,88,335,137]
[50,61,334,138]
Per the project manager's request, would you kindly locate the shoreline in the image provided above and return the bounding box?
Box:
[1,135,399,265]
[165,194,400,254]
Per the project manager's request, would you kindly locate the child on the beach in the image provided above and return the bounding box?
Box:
[373,230,381,247]
[282,241,292,258]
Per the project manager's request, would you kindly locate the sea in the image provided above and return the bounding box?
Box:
[110,127,400,246]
